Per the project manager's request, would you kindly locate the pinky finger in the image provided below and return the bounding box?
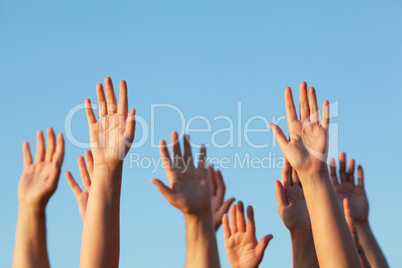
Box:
[321,100,330,129]
[222,214,231,240]
[22,142,33,168]
[124,108,136,144]
[358,165,364,188]
[85,98,97,125]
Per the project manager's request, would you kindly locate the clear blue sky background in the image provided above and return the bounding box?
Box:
[1,0,401,267]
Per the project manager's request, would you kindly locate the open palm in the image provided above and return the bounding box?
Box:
[275,158,311,232]
[151,133,212,215]
[19,128,64,207]
[85,77,136,166]
[270,82,329,176]
[330,153,369,224]
[223,201,272,268]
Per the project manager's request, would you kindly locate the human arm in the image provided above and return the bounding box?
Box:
[222,201,272,268]
[269,82,361,268]
[275,158,318,268]
[343,198,371,268]
[13,128,65,268]
[330,154,389,268]
[151,133,220,268]
[79,77,136,268]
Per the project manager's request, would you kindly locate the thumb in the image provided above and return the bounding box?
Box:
[218,197,236,216]
[151,179,174,202]
[275,180,287,211]
[255,235,273,259]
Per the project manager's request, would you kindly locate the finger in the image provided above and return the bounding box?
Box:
[230,204,238,234]
[183,134,194,168]
[358,165,364,188]
[171,132,184,168]
[269,124,289,155]
[285,87,297,124]
[52,134,65,167]
[65,171,83,197]
[281,157,292,186]
[84,150,94,180]
[256,235,273,260]
[35,131,45,163]
[105,77,117,114]
[85,98,97,125]
[208,166,217,195]
[218,198,236,216]
[321,100,330,129]
[78,156,91,189]
[118,80,128,118]
[151,179,174,202]
[96,83,108,117]
[236,201,246,232]
[339,152,348,183]
[291,168,300,186]
[124,108,136,144]
[329,158,339,186]
[348,158,356,184]
[275,180,288,212]
[22,142,33,167]
[198,145,207,169]
[299,81,310,121]
[246,205,256,235]
[308,87,319,124]
[45,128,56,162]
[215,170,226,203]
[222,214,231,239]
[160,140,173,172]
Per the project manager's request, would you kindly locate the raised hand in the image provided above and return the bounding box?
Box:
[223,201,273,268]
[269,82,329,177]
[13,128,64,268]
[275,158,311,232]
[19,128,65,207]
[269,82,361,268]
[209,169,235,231]
[152,133,221,268]
[65,150,93,221]
[275,157,319,268]
[151,133,212,215]
[85,77,136,167]
[330,153,369,224]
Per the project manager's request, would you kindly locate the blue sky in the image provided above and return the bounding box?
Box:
[1,0,401,267]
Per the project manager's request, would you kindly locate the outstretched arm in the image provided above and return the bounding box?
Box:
[330,154,389,268]
[13,128,65,268]
[222,201,272,268]
[79,77,136,268]
[275,158,318,268]
[151,133,220,268]
[269,82,361,268]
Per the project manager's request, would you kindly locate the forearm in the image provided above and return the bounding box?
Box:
[290,230,319,268]
[356,223,388,268]
[184,211,220,268]
[13,204,50,268]
[80,164,123,268]
[300,170,361,268]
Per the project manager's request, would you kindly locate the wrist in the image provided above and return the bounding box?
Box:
[18,201,47,213]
